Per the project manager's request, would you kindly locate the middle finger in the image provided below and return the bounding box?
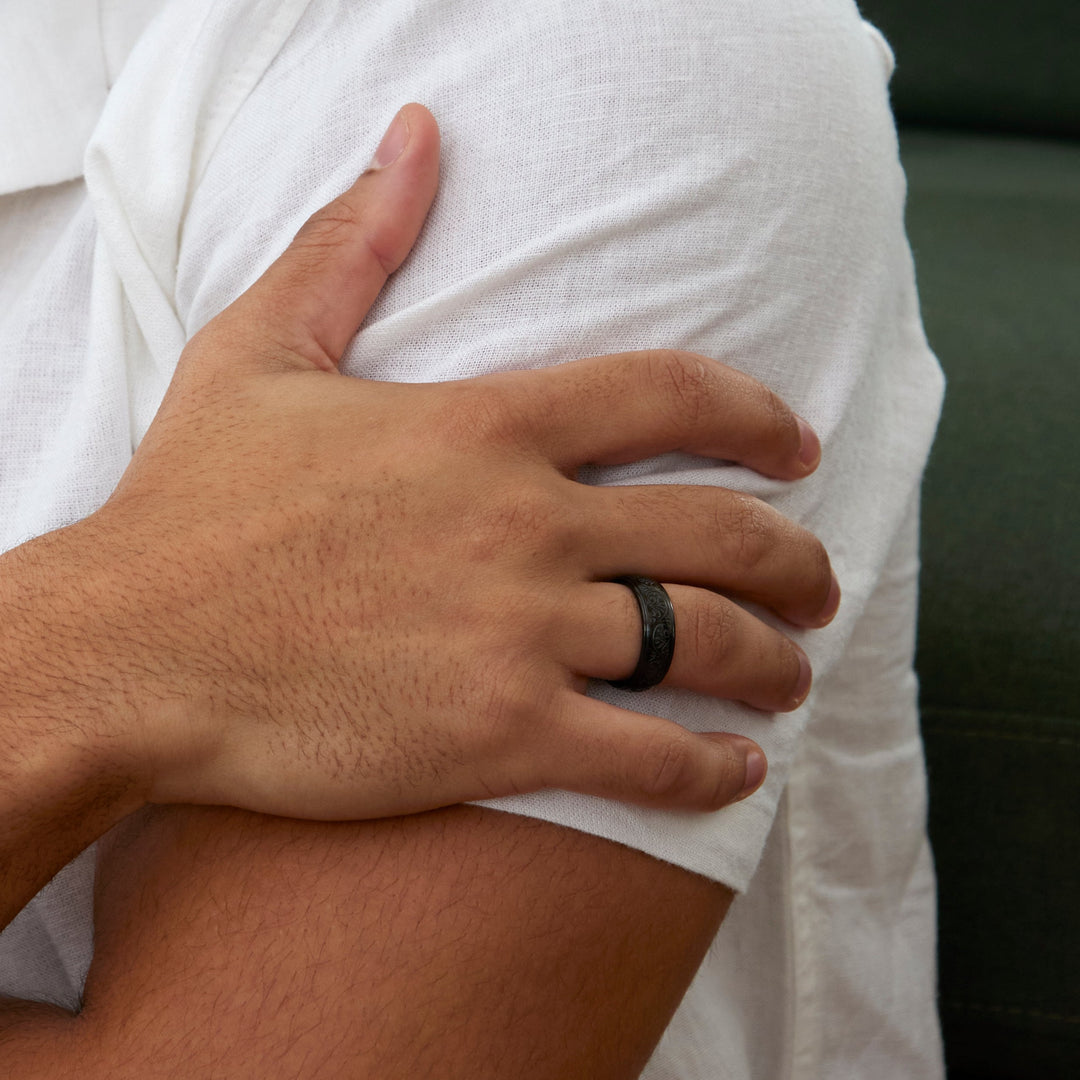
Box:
[571,483,838,628]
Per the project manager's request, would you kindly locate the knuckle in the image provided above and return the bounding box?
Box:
[636,730,697,803]
[294,198,363,252]
[504,485,563,539]
[473,656,547,744]
[642,350,716,425]
[294,200,397,277]
[720,493,773,569]
[690,600,738,661]
[435,382,521,449]
[468,483,575,563]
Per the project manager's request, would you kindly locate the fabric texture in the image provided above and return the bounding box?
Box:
[901,128,1080,1078]
[0,1,945,1075]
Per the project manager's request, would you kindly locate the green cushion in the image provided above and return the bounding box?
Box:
[858,1,1080,137]
[902,129,1080,1078]
[921,709,1080,1078]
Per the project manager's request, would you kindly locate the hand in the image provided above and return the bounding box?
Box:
[38,105,838,822]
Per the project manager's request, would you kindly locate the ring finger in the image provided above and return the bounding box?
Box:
[561,581,812,712]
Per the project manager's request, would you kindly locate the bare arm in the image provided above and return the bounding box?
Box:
[2,805,731,1079]
[0,521,147,928]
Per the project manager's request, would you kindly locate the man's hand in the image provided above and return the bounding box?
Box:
[0,104,837,927]
[97,100,836,816]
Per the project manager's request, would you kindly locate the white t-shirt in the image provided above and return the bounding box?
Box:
[0,1,945,1075]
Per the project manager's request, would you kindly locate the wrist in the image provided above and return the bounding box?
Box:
[0,524,157,926]
[1,509,233,814]
[0,518,154,814]
[0,700,147,928]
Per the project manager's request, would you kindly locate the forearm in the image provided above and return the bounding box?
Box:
[1,805,732,1078]
[0,997,75,1064]
[0,522,146,930]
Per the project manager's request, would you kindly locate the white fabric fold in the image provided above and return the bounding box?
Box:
[0,0,107,194]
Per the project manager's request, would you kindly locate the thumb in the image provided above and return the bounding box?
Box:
[241,103,440,372]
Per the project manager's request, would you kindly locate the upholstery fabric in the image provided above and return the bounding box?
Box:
[859,1,1080,138]
[903,128,1080,1078]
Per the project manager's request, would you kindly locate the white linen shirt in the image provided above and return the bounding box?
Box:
[0,1,946,1076]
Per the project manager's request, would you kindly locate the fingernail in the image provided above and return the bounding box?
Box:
[738,750,767,801]
[791,646,812,707]
[820,571,841,624]
[795,415,821,469]
[369,109,410,170]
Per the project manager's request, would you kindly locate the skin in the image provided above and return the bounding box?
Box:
[0,105,838,1074]
[1,805,733,1079]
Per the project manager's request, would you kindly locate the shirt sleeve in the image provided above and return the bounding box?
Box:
[85,0,943,892]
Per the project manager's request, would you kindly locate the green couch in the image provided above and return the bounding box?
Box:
[855,3,1079,1077]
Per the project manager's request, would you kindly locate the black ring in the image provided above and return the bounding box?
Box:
[607,575,676,692]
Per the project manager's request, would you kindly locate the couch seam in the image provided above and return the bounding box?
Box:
[941,1000,1080,1025]
[922,727,1078,748]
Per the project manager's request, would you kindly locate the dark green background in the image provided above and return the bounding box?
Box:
[860,0,1080,138]
[856,4,1079,1077]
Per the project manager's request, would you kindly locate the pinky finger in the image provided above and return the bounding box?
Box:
[536,693,767,812]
